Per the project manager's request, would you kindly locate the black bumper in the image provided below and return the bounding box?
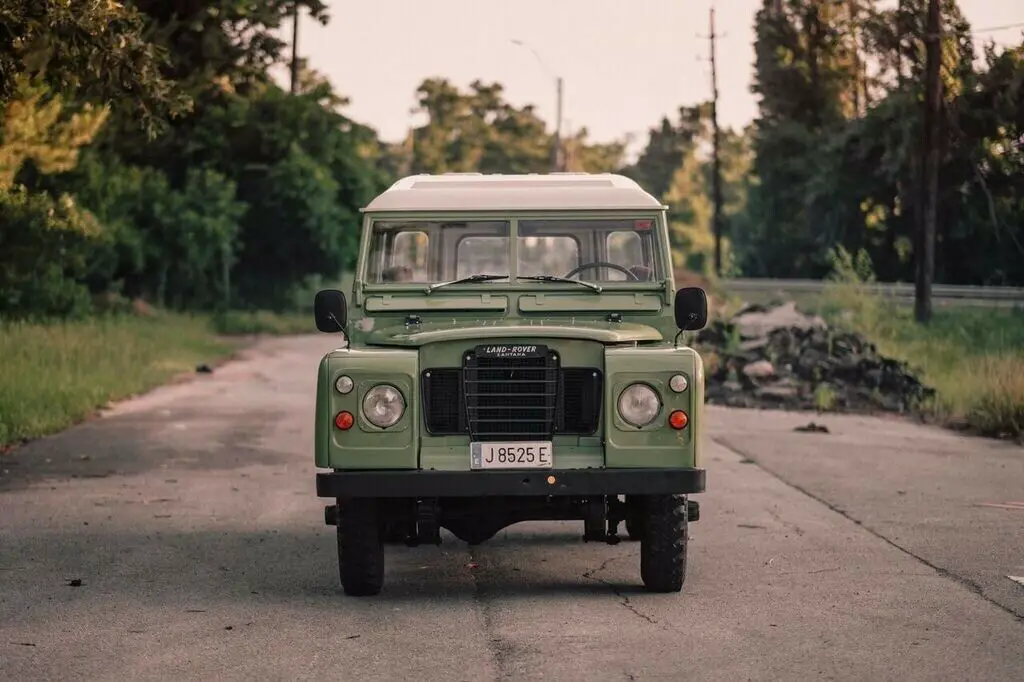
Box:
[316,467,705,499]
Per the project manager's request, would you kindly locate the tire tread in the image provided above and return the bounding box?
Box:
[639,494,688,593]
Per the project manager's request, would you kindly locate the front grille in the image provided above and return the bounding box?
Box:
[463,346,559,441]
[421,346,602,440]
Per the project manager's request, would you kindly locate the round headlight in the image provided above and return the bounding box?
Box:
[617,383,661,427]
[362,384,405,428]
[669,374,688,393]
[335,375,354,394]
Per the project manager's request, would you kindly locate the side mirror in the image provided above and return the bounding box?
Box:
[314,289,347,333]
[674,287,708,331]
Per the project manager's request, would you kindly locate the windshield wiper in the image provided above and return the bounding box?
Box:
[517,275,603,293]
[425,273,509,294]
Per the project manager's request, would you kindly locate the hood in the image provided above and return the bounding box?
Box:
[361,318,664,347]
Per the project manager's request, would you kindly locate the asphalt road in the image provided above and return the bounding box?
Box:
[1,335,1021,681]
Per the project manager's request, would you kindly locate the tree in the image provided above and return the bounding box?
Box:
[0,0,189,136]
[729,0,1023,290]
[620,107,704,200]
[0,185,101,319]
[623,102,752,277]
[0,77,108,190]
[408,77,628,176]
[128,1,329,94]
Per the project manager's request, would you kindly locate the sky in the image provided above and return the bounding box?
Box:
[286,1,1023,159]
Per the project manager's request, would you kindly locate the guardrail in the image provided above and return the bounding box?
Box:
[718,278,1024,308]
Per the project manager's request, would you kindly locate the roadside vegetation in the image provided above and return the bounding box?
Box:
[699,249,1024,442]
[818,249,1024,441]
[0,312,230,448]
[0,304,330,449]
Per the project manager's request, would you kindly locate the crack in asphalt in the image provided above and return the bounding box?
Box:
[713,435,1024,623]
[466,546,512,682]
[581,555,661,627]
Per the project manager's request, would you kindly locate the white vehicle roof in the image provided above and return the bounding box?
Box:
[362,172,666,213]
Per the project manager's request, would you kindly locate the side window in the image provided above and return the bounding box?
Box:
[606,231,644,281]
[457,236,509,278]
[383,231,429,282]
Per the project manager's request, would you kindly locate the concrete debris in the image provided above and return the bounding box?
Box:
[696,301,935,413]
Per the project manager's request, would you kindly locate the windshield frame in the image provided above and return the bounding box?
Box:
[355,210,674,296]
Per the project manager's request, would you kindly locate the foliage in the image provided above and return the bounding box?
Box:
[163,82,386,307]
[129,0,329,93]
[0,0,396,320]
[0,76,108,189]
[42,151,246,310]
[819,247,1024,441]
[623,103,752,278]
[0,185,102,320]
[0,0,190,136]
[734,0,1024,288]
[406,78,629,175]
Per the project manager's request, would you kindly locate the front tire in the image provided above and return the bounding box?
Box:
[337,499,385,596]
[639,494,688,593]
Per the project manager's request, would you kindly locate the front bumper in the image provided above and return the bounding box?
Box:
[316,467,705,499]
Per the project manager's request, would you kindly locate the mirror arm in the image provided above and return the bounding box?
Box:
[329,313,351,349]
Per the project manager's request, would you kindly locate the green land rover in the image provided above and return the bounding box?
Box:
[312,172,708,596]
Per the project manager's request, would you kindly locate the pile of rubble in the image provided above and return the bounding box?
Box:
[694,301,935,414]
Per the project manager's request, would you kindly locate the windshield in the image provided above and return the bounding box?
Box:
[364,218,664,284]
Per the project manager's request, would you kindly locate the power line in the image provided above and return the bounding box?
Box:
[974,21,1024,33]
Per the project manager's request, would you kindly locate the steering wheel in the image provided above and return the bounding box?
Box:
[563,261,639,281]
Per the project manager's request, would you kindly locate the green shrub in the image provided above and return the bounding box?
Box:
[0,185,102,320]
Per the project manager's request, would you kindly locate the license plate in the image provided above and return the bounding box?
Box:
[470,441,553,469]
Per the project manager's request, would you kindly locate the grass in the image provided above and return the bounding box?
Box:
[210,309,313,336]
[817,277,1024,441]
[0,308,318,449]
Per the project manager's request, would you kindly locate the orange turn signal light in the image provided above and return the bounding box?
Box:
[334,411,354,430]
[669,410,689,430]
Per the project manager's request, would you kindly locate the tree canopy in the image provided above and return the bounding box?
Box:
[0,0,1021,321]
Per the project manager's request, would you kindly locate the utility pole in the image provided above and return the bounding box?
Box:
[554,76,564,171]
[915,0,941,323]
[510,39,563,172]
[290,2,300,94]
[709,6,724,277]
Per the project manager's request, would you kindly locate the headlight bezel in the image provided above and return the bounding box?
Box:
[616,382,662,428]
[361,383,406,429]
